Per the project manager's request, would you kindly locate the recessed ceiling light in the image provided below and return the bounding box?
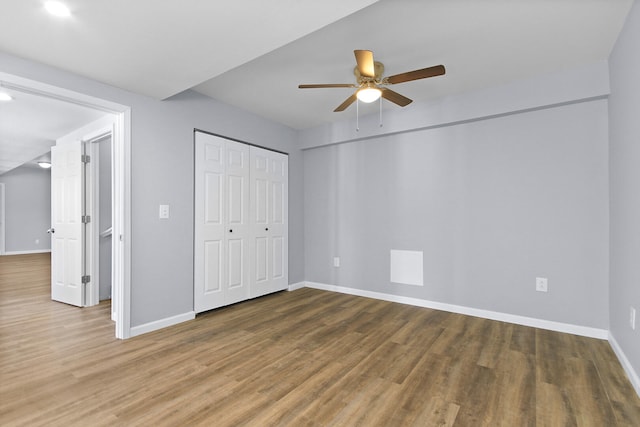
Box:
[45,1,71,17]
[0,92,13,101]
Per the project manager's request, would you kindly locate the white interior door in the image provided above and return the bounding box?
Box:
[250,146,288,298]
[51,141,85,307]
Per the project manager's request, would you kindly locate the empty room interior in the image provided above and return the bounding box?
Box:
[1,0,640,425]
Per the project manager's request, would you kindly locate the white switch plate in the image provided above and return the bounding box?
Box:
[631,307,636,330]
[536,277,548,292]
[159,204,170,219]
[333,257,340,267]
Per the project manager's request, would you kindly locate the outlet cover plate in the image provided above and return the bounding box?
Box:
[159,204,170,219]
[536,277,548,292]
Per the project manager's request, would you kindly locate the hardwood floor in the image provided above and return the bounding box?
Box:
[1,253,639,426]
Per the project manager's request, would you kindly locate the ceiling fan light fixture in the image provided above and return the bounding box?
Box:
[356,86,382,103]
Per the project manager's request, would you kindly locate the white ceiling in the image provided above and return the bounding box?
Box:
[0,0,633,172]
[195,0,633,129]
[0,85,107,174]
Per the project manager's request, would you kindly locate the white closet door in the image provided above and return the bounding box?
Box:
[250,146,288,298]
[195,132,287,313]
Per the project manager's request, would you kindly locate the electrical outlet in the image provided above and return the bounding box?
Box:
[536,277,548,292]
[631,307,636,330]
[333,257,340,268]
[159,204,170,219]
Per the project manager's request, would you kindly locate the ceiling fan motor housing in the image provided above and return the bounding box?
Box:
[354,61,385,84]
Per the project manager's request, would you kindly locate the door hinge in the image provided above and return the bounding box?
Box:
[82,215,91,224]
[81,154,91,163]
[82,275,91,284]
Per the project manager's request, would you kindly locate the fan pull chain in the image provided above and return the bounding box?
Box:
[379,97,383,128]
[356,98,360,132]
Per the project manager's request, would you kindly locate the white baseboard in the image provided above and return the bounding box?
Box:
[130,311,195,337]
[3,249,51,255]
[288,282,306,291]
[303,281,609,340]
[609,332,640,398]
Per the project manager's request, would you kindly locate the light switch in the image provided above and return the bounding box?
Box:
[159,204,170,219]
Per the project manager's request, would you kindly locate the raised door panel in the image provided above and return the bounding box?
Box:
[254,178,268,225]
[254,236,268,283]
[227,175,245,225]
[204,173,222,225]
[227,238,244,288]
[252,176,269,291]
[272,236,285,280]
[203,241,222,294]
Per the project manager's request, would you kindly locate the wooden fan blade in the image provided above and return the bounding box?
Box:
[334,94,357,112]
[354,50,375,78]
[381,88,413,107]
[386,65,445,84]
[299,84,356,89]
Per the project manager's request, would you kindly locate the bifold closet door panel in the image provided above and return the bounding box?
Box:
[249,146,288,298]
[223,141,250,306]
[194,133,225,313]
[194,133,250,313]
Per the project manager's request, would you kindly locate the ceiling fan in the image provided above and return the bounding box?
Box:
[299,50,445,112]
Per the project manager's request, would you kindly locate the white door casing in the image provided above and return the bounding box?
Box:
[249,146,288,298]
[85,129,115,308]
[51,141,85,307]
[0,183,5,255]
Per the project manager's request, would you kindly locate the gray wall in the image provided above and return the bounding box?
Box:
[0,164,52,253]
[609,0,640,384]
[304,99,609,328]
[0,52,304,328]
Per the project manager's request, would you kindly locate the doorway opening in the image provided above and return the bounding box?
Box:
[0,71,132,339]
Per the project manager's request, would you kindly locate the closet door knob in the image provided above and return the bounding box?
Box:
[229,229,233,233]
[265,228,269,231]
